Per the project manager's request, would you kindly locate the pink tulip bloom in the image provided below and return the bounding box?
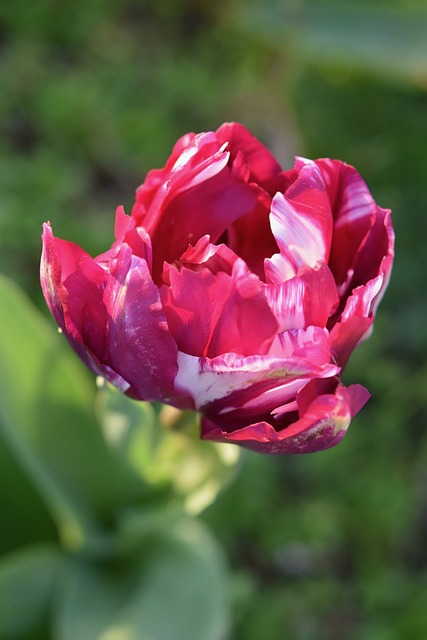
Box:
[41,123,394,454]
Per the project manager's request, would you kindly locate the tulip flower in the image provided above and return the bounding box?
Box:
[41,123,394,453]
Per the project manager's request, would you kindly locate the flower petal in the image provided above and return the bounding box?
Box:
[216,122,282,186]
[201,383,368,454]
[330,275,384,366]
[41,223,108,377]
[161,257,278,358]
[146,170,258,282]
[40,222,89,328]
[102,244,183,405]
[176,235,239,275]
[317,159,394,301]
[265,158,333,282]
[265,261,338,332]
[175,328,339,417]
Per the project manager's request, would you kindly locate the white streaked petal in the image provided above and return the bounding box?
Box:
[270,191,327,269]
[175,347,339,411]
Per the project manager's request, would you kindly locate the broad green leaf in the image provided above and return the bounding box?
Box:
[236,2,427,85]
[97,384,240,516]
[0,412,56,555]
[55,518,229,640]
[0,544,63,638]
[0,275,149,551]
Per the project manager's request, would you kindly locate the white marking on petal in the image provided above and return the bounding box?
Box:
[270,191,327,269]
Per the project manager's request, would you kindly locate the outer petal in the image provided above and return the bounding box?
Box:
[265,158,333,283]
[201,383,369,454]
[316,159,394,302]
[101,243,184,405]
[64,256,110,362]
[41,223,116,379]
[40,222,89,329]
[175,327,339,421]
[330,275,384,367]
[316,159,376,290]
[351,207,394,310]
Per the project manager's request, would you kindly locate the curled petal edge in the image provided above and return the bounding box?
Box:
[201,383,370,454]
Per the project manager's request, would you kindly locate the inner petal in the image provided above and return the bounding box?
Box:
[160,260,278,358]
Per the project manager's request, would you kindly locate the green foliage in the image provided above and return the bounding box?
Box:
[55,520,227,640]
[0,545,62,640]
[235,0,427,85]
[0,276,231,639]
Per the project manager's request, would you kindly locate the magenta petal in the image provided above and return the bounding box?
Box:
[177,235,239,275]
[343,383,371,417]
[103,245,182,405]
[175,337,339,421]
[216,122,282,185]
[149,170,258,281]
[114,205,133,241]
[64,257,110,362]
[330,275,383,366]
[132,132,197,215]
[316,159,394,301]
[266,159,333,282]
[40,223,88,327]
[161,258,278,358]
[201,383,364,454]
[317,159,377,289]
[161,267,235,357]
[266,261,338,332]
[41,224,113,377]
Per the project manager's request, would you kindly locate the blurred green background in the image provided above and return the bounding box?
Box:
[1,0,427,638]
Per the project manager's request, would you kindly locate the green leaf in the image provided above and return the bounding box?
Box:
[0,275,148,551]
[55,518,229,640]
[0,412,56,556]
[236,2,427,85]
[0,544,63,639]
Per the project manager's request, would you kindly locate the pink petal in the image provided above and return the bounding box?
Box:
[161,257,278,358]
[64,257,110,362]
[97,210,153,272]
[265,158,333,282]
[175,330,339,418]
[265,261,338,332]
[102,244,183,405]
[114,205,133,241]
[269,326,334,365]
[41,223,115,379]
[351,208,394,308]
[317,159,394,299]
[177,235,239,275]
[201,383,368,454]
[215,122,282,186]
[133,132,229,231]
[40,222,88,329]
[330,275,384,366]
[147,169,258,282]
